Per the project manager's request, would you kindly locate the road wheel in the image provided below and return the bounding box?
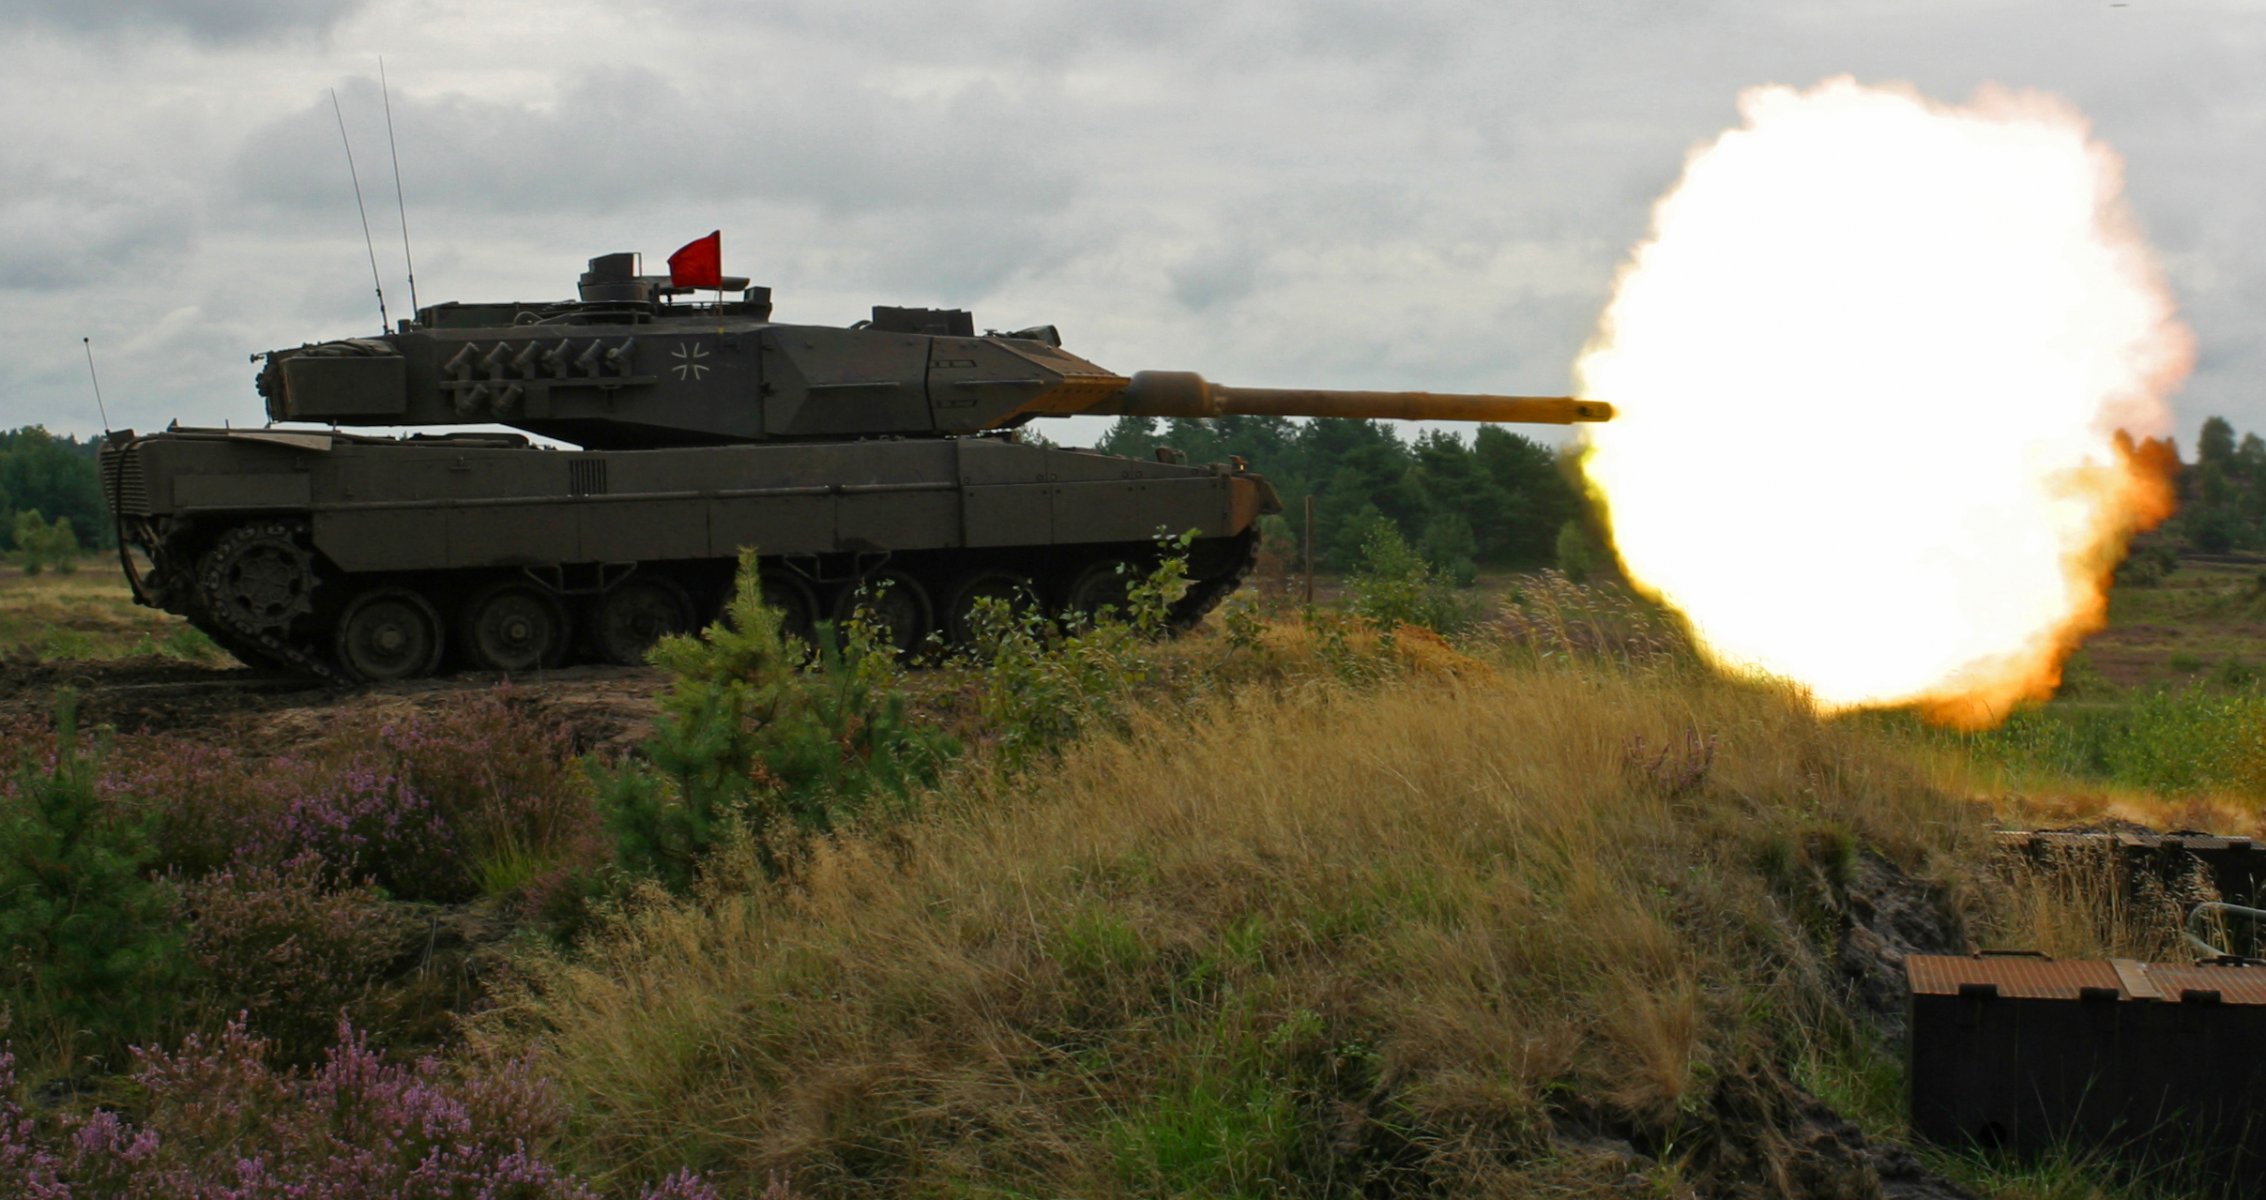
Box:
[592,576,695,666]
[941,570,1038,646]
[336,587,445,682]
[460,583,570,673]
[830,569,931,655]
[1064,557,1138,623]
[759,570,819,647]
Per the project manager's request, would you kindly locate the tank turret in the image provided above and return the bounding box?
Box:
[257,253,1609,449]
[108,250,1610,682]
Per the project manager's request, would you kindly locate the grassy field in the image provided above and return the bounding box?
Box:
[1,552,2260,1197]
[0,557,227,665]
[488,662,1975,1195]
[2072,557,2266,693]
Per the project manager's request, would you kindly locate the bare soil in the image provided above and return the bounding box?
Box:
[0,658,669,759]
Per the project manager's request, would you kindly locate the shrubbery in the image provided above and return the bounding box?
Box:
[1348,523,1473,636]
[11,510,79,576]
[0,1025,721,1198]
[95,691,603,906]
[177,858,414,1064]
[961,539,1189,770]
[1953,683,2266,795]
[0,702,183,1068]
[1,688,609,1079]
[599,551,957,890]
[1554,518,1596,582]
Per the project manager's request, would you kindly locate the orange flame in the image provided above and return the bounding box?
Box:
[1577,78,2192,727]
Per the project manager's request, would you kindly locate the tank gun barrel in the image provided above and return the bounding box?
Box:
[1073,370,1612,425]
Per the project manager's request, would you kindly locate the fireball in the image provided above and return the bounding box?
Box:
[1578,77,2191,726]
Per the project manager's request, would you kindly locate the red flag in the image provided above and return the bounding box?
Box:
[667,231,723,289]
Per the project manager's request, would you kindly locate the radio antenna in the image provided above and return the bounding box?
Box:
[82,337,111,434]
[329,86,389,332]
[379,58,419,317]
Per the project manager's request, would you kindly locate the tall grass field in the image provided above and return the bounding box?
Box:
[2,546,2259,1198]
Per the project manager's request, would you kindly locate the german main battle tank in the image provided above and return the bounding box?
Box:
[99,252,1612,681]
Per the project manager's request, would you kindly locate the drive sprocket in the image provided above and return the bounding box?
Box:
[199,520,318,637]
[194,519,340,680]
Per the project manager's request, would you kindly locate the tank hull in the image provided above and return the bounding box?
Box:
[103,429,1276,680]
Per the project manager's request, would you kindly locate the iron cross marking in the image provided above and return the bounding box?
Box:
[671,343,711,381]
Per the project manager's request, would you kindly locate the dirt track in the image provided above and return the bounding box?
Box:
[1,658,669,758]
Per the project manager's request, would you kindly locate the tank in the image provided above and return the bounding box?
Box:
[99,251,1612,681]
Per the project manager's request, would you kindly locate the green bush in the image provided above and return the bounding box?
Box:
[10,510,78,576]
[0,698,185,1069]
[1349,523,1471,635]
[1256,512,1298,572]
[962,538,1191,770]
[2115,542,2177,587]
[598,552,957,890]
[1554,519,1595,584]
[1417,513,1480,588]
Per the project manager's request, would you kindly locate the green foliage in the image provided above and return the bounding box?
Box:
[0,697,185,1068]
[1103,1004,1342,1197]
[1321,495,1391,571]
[1255,512,1298,573]
[0,427,110,552]
[1945,684,2266,795]
[1348,523,1471,635]
[1554,519,1597,583]
[10,510,78,575]
[2198,415,2236,465]
[1416,512,1479,587]
[2172,415,2266,553]
[2115,541,2178,587]
[962,535,1192,770]
[598,552,957,890]
[1086,415,1579,572]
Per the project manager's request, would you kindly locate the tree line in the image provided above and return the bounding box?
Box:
[2167,415,2266,555]
[1098,411,2266,580]
[1091,414,1587,581]
[17,411,2258,579]
[0,427,110,560]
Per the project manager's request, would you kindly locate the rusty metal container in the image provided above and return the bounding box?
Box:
[1907,950,2266,1193]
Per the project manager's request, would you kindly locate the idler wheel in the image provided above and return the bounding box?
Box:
[758,570,819,647]
[199,520,317,638]
[461,583,570,674]
[1064,557,1140,622]
[831,569,931,656]
[593,576,695,666]
[336,588,445,682]
[942,570,1038,646]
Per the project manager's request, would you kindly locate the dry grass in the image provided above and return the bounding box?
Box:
[1987,841,2199,963]
[480,653,2009,1197]
[0,560,226,664]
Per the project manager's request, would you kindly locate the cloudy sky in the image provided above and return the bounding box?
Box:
[3,0,2259,450]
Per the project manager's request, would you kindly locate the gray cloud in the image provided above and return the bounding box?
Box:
[3,0,2263,449]
[0,168,196,292]
[6,0,369,43]
[231,67,1079,223]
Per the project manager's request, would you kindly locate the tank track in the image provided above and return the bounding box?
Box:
[1166,529,1261,633]
[188,519,345,683]
[172,520,1260,681]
